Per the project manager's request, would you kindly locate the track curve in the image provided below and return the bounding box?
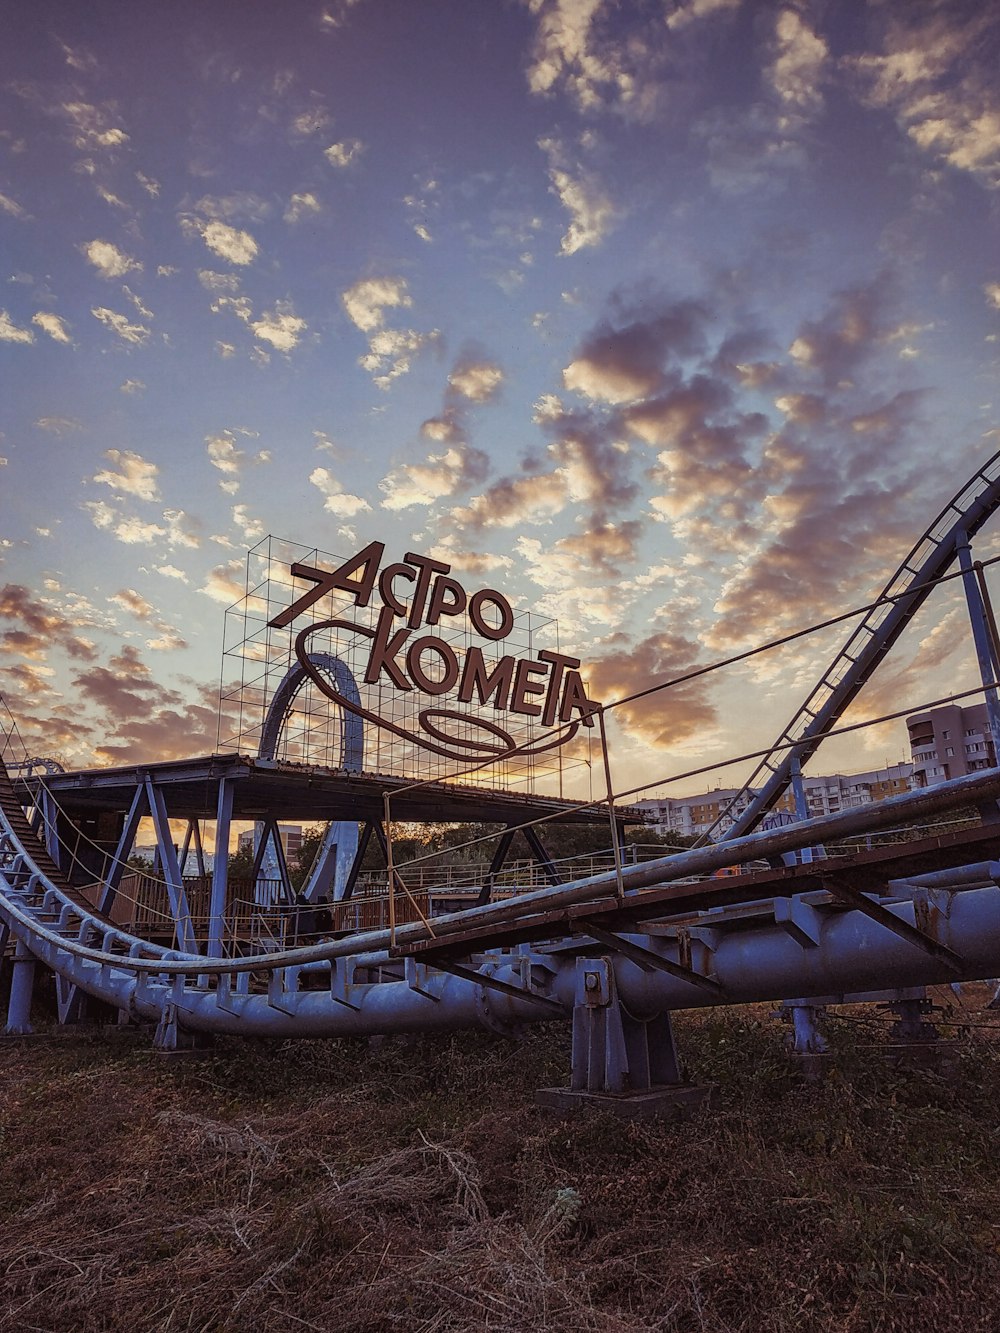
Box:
[703,449,1000,843]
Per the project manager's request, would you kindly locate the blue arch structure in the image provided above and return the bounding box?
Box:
[256,653,364,902]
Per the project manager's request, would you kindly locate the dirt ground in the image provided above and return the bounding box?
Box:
[2,989,1000,1332]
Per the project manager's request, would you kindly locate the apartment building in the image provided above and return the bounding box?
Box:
[907,701,997,787]
[637,764,913,839]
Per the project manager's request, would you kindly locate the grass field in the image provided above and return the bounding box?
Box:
[2,991,1000,1332]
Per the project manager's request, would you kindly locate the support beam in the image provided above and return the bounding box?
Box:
[98,784,147,916]
[144,777,197,954]
[477,826,517,906]
[207,778,234,959]
[575,921,725,997]
[821,874,963,974]
[340,821,377,902]
[431,957,564,1014]
[521,823,561,887]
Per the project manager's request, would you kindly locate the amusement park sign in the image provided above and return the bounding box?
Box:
[268,541,598,763]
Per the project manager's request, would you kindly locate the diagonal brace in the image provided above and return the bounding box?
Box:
[430,958,565,1014]
[821,875,964,974]
[576,921,725,996]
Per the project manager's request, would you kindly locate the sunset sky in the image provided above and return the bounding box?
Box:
[2,0,999,802]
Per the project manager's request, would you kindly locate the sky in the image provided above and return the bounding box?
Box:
[1,0,999,805]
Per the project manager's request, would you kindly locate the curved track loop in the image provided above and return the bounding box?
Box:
[703,449,1000,843]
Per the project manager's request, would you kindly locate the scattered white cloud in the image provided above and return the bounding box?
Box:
[291,106,331,137]
[119,378,145,394]
[61,101,129,151]
[231,503,265,542]
[32,312,71,343]
[309,466,372,516]
[448,361,504,402]
[136,171,160,196]
[182,216,259,265]
[766,9,828,111]
[81,238,141,278]
[284,191,322,222]
[380,443,490,509]
[325,139,365,167]
[155,564,188,582]
[0,191,27,219]
[342,275,412,332]
[538,136,616,254]
[34,416,82,435]
[91,306,150,345]
[200,560,245,605]
[251,303,307,351]
[92,449,160,501]
[0,311,34,343]
[986,282,1000,310]
[666,0,740,31]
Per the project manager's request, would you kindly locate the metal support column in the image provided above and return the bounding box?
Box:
[5,936,35,1035]
[144,777,197,954]
[957,532,1000,754]
[208,777,234,958]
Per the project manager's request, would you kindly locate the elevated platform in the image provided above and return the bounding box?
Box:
[23,752,628,828]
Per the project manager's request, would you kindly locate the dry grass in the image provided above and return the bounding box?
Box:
[2,990,1000,1331]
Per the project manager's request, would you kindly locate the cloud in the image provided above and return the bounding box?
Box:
[284,191,322,222]
[200,560,246,605]
[309,466,372,517]
[91,306,150,344]
[34,416,82,435]
[0,311,34,344]
[81,238,141,278]
[325,139,364,167]
[451,470,568,529]
[119,378,145,394]
[986,282,1000,310]
[92,449,160,501]
[108,588,155,620]
[846,7,1000,189]
[0,191,27,218]
[665,0,740,31]
[787,275,894,386]
[156,564,189,582]
[563,297,708,403]
[766,9,828,111]
[342,275,412,332]
[359,327,439,389]
[0,584,99,664]
[538,137,616,254]
[587,630,719,749]
[231,503,264,542]
[250,303,307,351]
[379,443,490,510]
[291,106,331,137]
[448,360,504,402]
[32,312,71,343]
[60,101,129,151]
[183,216,259,265]
[525,0,648,113]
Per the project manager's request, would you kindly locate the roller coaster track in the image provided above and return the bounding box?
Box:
[702,449,1000,844]
[4,453,1000,1060]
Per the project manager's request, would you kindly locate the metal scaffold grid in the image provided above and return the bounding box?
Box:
[216,535,590,794]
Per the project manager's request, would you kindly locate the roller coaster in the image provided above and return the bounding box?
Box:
[5,452,1000,1111]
